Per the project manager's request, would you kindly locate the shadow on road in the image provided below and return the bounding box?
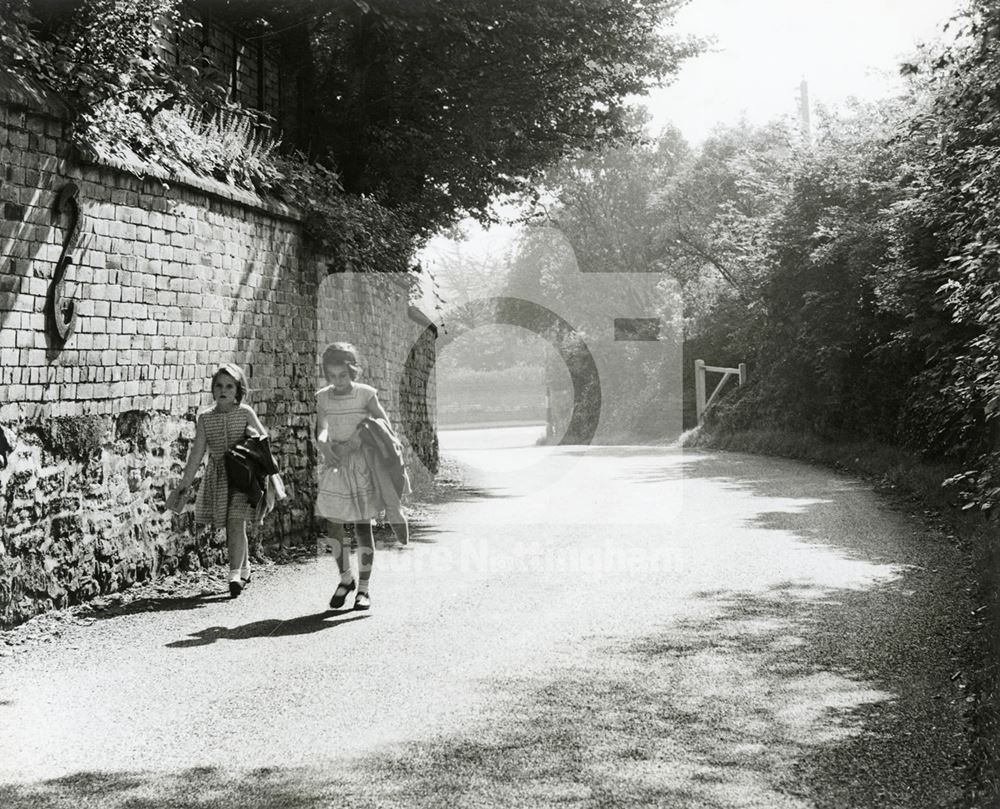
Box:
[3,577,968,808]
[0,448,971,808]
[77,593,232,622]
[632,450,868,498]
[165,611,369,648]
[394,519,438,545]
[416,480,507,505]
[632,450,947,566]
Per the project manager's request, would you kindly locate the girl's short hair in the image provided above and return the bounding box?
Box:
[211,363,248,403]
[322,342,361,381]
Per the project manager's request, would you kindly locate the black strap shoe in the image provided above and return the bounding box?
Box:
[329,579,356,609]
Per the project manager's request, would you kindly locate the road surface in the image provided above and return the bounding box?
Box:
[0,428,971,807]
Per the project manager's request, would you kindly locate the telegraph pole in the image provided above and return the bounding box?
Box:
[798,78,812,146]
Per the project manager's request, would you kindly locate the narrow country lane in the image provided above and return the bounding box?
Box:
[0,427,971,808]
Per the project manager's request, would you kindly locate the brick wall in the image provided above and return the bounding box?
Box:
[164,3,285,125]
[0,79,436,628]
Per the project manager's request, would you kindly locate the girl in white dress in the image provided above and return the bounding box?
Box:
[315,343,403,610]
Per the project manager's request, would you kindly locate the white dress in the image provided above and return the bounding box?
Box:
[315,383,380,522]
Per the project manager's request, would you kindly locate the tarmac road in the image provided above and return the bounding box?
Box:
[0,428,973,808]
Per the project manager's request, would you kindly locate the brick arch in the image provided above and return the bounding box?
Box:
[402,296,601,449]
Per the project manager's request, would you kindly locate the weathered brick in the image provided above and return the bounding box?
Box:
[0,100,436,630]
[20,348,46,366]
[0,346,19,367]
[3,201,25,221]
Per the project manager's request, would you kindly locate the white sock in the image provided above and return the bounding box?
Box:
[229,569,242,583]
[339,570,354,586]
[240,563,251,580]
[357,580,370,594]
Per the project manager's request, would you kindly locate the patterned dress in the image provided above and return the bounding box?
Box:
[315,382,380,522]
[194,404,256,527]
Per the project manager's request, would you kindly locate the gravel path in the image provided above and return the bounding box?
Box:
[0,435,973,808]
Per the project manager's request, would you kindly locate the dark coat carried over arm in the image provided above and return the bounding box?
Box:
[224,433,280,508]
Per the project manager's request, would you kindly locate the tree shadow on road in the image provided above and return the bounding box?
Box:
[165,610,369,648]
[636,449,960,568]
[1,577,969,809]
[0,449,973,808]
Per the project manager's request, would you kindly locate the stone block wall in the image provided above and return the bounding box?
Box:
[0,81,436,627]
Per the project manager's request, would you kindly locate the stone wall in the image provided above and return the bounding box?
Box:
[0,79,436,628]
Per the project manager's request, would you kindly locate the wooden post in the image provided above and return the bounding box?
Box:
[695,359,706,424]
[738,362,747,385]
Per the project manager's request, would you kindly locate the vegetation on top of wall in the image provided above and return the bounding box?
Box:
[182,0,703,237]
[1,0,700,271]
[271,153,415,275]
[0,0,416,272]
[0,0,205,121]
[82,102,282,191]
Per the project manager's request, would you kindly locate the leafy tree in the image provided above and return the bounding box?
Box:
[1,0,217,121]
[718,101,918,440]
[887,1,1000,507]
[207,0,701,235]
[651,119,796,298]
[506,121,690,318]
[650,119,796,422]
[421,226,536,372]
[4,0,701,259]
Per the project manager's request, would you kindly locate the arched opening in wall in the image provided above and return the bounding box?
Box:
[436,324,571,460]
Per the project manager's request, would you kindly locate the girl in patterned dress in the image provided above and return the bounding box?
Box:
[169,363,267,598]
[316,342,407,611]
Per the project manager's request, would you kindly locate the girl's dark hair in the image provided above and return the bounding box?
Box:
[211,363,248,403]
[322,342,361,381]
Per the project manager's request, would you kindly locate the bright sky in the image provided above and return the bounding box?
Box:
[644,0,965,143]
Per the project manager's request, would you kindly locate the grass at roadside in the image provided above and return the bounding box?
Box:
[683,426,999,808]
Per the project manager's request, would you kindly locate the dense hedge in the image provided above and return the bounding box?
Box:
[699,6,1000,516]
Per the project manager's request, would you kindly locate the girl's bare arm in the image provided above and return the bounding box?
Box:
[313,409,340,466]
[242,403,268,437]
[176,417,208,489]
[365,393,392,427]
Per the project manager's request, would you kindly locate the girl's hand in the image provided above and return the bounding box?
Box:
[318,441,340,467]
[346,431,363,452]
[166,484,188,514]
